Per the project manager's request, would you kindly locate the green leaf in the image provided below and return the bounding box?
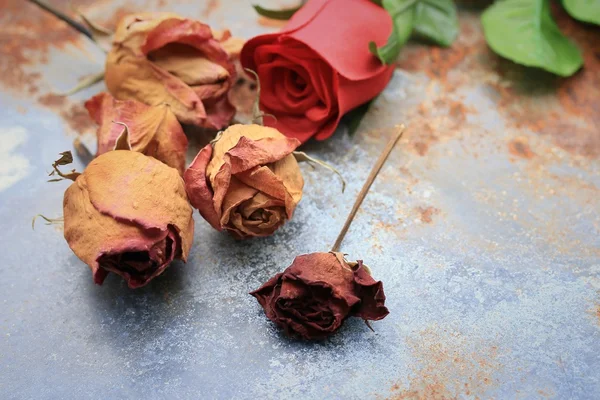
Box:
[563,0,600,25]
[252,3,303,20]
[412,0,458,47]
[370,0,416,65]
[481,0,583,77]
[369,0,458,65]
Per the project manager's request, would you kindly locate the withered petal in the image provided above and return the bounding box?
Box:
[235,166,288,203]
[220,176,258,226]
[207,124,300,177]
[63,173,180,288]
[227,135,301,174]
[84,92,188,174]
[351,260,389,321]
[184,144,222,230]
[141,18,227,64]
[105,54,209,126]
[83,151,193,238]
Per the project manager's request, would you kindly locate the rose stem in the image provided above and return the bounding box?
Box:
[331,124,405,252]
[26,0,95,41]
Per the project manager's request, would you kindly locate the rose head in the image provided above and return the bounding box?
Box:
[105,12,236,129]
[241,0,394,143]
[85,92,188,174]
[184,124,303,239]
[63,150,194,288]
[251,252,389,340]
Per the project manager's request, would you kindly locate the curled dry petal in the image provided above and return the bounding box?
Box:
[184,124,303,239]
[105,12,237,129]
[85,92,188,174]
[63,150,194,288]
[250,252,389,340]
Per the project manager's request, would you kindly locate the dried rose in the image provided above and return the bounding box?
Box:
[184,124,303,239]
[63,150,194,288]
[251,252,389,340]
[84,92,188,174]
[105,12,236,129]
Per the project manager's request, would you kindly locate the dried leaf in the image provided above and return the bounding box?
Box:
[58,72,105,97]
[32,214,63,230]
[49,151,80,182]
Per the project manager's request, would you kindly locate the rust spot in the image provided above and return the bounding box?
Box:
[61,104,95,135]
[397,18,485,88]
[537,389,556,398]
[413,142,429,156]
[508,137,535,159]
[0,0,88,94]
[398,8,599,159]
[38,93,94,135]
[389,327,502,399]
[203,0,220,17]
[38,93,68,108]
[417,206,439,224]
[491,5,600,158]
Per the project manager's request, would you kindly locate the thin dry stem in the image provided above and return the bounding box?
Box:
[331,124,405,252]
[244,68,264,125]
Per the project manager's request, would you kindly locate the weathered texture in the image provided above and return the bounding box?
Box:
[0,0,598,399]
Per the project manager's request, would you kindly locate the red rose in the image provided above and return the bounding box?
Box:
[251,252,389,340]
[241,0,394,143]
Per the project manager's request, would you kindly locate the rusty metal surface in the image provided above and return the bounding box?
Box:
[1,0,599,398]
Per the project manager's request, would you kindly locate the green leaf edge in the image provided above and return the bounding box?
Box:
[252,4,302,20]
[411,0,459,47]
[563,0,600,25]
[481,0,584,77]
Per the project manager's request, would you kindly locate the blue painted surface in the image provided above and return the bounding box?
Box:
[0,1,598,399]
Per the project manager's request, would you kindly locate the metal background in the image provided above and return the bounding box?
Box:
[1,0,599,398]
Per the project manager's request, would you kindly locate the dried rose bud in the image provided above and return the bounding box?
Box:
[85,92,188,174]
[63,150,194,288]
[105,12,236,129]
[251,252,389,340]
[184,124,303,239]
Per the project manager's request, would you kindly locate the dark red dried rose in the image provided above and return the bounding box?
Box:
[250,252,389,340]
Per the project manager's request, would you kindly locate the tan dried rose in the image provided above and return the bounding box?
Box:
[105,12,237,129]
[184,124,303,239]
[63,150,194,288]
[85,92,188,174]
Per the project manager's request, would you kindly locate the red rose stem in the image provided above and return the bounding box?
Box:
[331,124,405,252]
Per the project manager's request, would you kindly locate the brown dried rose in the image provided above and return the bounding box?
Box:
[251,252,389,340]
[84,92,188,174]
[105,12,236,129]
[63,150,194,288]
[184,124,303,239]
